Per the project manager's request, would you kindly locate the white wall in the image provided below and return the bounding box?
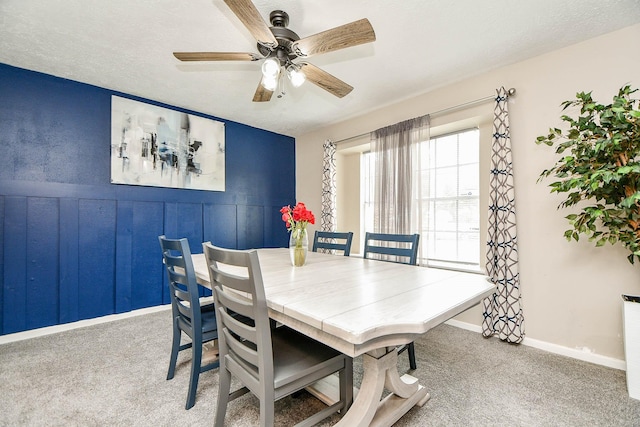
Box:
[296,23,640,363]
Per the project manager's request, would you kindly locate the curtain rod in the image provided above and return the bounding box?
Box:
[334,87,516,145]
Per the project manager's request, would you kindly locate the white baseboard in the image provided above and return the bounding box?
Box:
[0,307,627,372]
[0,304,172,345]
[445,319,627,371]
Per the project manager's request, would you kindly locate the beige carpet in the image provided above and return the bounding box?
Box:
[1,309,639,426]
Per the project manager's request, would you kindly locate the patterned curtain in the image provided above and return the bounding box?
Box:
[482,87,525,343]
[321,139,337,232]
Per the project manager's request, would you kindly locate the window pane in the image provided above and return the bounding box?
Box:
[458,129,479,165]
[433,166,457,198]
[432,231,457,260]
[434,135,458,168]
[459,163,479,196]
[457,232,480,263]
[433,200,457,232]
[424,200,434,230]
[458,198,479,232]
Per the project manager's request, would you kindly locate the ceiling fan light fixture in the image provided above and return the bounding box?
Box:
[261,57,280,78]
[287,64,306,88]
[261,74,278,91]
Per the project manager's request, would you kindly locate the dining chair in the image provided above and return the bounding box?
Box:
[312,230,354,256]
[202,242,353,427]
[158,235,219,410]
[363,232,420,370]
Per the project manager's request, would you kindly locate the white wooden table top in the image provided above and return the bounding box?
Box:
[192,248,495,357]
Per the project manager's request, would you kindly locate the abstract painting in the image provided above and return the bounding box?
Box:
[110,96,225,191]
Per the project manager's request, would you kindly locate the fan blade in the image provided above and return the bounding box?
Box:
[299,63,353,98]
[173,52,261,61]
[291,18,375,58]
[223,0,278,50]
[253,80,274,102]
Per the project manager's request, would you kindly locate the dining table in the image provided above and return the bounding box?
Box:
[191,247,495,427]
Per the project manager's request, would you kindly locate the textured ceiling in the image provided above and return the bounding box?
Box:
[1,0,640,137]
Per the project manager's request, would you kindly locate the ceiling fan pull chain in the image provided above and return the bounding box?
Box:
[277,73,286,99]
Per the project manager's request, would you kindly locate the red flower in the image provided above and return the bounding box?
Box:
[280,202,315,230]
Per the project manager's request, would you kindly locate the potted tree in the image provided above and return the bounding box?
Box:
[535,85,640,400]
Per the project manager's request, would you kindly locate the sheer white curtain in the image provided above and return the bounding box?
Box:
[370,116,430,258]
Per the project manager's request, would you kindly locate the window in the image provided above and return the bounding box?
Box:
[423,128,480,270]
[362,128,480,271]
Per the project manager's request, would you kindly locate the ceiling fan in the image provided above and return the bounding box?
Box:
[173,0,376,102]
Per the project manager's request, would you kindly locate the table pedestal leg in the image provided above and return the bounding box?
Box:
[334,348,430,427]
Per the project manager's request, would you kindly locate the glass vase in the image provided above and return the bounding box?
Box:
[289,227,308,267]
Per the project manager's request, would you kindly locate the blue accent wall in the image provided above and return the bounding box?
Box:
[0,63,295,335]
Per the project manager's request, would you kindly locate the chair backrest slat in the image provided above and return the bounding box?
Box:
[159,235,204,327]
[221,324,259,368]
[312,231,354,256]
[202,242,274,390]
[363,232,420,265]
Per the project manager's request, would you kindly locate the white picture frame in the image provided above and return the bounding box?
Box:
[110,95,225,191]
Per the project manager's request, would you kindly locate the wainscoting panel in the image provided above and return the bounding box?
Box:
[3,196,28,334]
[130,201,164,311]
[238,204,265,250]
[0,63,296,335]
[59,198,80,324]
[203,203,237,250]
[0,194,290,334]
[78,198,117,321]
[26,197,60,331]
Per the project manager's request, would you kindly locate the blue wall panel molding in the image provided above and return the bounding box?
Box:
[3,197,28,334]
[59,198,80,324]
[115,200,134,314]
[78,199,117,320]
[0,63,296,335]
[131,201,164,311]
[0,196,5,331]
[26,197,60,330]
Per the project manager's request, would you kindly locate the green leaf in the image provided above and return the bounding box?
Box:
[621,193,640,208]
[535,84,640,264]
[618,166,633,174]
[590,208,603,218]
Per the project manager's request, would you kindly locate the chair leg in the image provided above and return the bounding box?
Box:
[167,320,181,380]
[185,336,203,410]
[407,342,417,370]
[259,393,276,427]
[214,365,232,427]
